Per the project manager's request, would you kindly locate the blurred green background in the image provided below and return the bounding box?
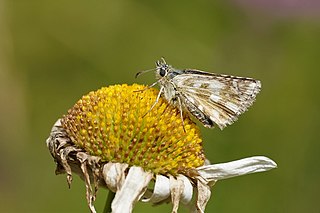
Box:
[1,0,319,212]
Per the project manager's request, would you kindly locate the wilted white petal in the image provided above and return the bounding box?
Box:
[177,175,193,205]
[112,166,152,213]
[103,163,128,192]
[169,175,184,213]
[197,156,277,182]
[189,177,211,213]
[142,175,170,203]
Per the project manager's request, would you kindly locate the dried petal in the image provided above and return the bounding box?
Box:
[197,156,277,182]
[169,175,184,213]
[103,162,128,192]
[111,166,153,213]
[194,177,211,213]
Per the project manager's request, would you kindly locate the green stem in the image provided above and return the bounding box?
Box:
[103,190,115,213]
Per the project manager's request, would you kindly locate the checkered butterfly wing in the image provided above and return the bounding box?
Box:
[173,69,261,129]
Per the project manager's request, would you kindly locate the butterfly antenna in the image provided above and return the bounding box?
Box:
[133,79,160,93]
[160,57,166,64]
[135,68,156,78]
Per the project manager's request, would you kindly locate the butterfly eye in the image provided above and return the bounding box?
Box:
[159,68,166,77]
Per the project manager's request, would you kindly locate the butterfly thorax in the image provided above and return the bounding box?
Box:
[156,59,184,104]
[159,77,176,103]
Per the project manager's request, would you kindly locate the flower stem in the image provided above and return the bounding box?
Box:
[103,190,115,213]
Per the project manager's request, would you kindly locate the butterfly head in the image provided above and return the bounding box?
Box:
[155,58,172,79]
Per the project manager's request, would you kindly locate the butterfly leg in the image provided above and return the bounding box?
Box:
[142,86,164,117]
[176,96,186,132]
[160,103,170,116]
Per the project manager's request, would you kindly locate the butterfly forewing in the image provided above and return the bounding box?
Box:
[172,70,261,129]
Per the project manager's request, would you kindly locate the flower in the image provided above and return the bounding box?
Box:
[46,84,277,213]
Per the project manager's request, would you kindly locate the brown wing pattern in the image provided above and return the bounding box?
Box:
[173,72,261,129]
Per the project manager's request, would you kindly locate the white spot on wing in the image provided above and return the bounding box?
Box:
[188,97,195,104]
[210,110,220,121]
[193,83,202,88]
[207,80,225,89]
[210,109,231,128]
[248,82,256,89]
[209,94,221,102]
[225,102,240,114]
[232,81,238,88]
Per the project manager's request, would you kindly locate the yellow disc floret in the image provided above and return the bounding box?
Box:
[61,84,205,176]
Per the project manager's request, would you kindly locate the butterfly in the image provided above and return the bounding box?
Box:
[136,58,261,129]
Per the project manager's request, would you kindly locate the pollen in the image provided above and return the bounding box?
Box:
[61,84,205,176]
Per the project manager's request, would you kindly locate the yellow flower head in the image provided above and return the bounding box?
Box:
[61,84,204,176]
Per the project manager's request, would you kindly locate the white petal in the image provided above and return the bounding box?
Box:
[143,174,194,210]
[177,175,193,205]
[103,162,128,192]
[141,175,170,203]
[111,166,153,213]
[197,156,277,182]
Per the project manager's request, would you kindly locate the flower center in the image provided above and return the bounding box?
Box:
[61,84,205,176]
